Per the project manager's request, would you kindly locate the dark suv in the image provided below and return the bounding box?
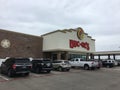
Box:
[0,58,31,77]
[102,60,115,68]
[31,58,52,73]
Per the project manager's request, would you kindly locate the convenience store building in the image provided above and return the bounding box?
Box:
[0,27,95,60]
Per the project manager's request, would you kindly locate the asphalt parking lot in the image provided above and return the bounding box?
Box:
[0,67,120,90]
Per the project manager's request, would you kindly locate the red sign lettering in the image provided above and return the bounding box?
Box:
[69,39,90,50]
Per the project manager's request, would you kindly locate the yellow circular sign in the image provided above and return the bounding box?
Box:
[77,29,84,40]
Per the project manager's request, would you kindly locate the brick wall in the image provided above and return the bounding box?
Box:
[0,29,43,58]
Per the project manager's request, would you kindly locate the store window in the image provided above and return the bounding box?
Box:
[68,54,86,60]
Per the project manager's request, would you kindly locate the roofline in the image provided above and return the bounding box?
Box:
[0,28,42,38]
[94,50,120,55]
[41,27,95,41]
[43,48,95,53]
[41,30,61,36]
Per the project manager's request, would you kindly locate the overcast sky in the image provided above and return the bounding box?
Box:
[0,0,120,51]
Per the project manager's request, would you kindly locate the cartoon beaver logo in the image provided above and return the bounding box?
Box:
[77,29,84,40]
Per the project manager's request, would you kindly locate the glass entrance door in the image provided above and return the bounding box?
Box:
[51,54,57,60]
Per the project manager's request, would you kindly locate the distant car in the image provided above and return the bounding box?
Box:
[31,58,52,73]
[52,60,71,71]
[93,59,102,69]
[102,59,115,68]
[114,60,118,66]
[0,57,32,77]
[116,60,120,66]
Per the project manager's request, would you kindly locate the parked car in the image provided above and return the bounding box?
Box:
[116,60,120,66]
[69,58,100,70]
[114,60,118,66]
[31,58,52,73]
[0,57,32,77]
[93,59,102,69]
[102,59,116,68]
[0,59,6,67]
[0,57,10,67]
[52,60,71,71]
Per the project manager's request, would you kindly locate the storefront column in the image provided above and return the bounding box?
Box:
[98,55,101,60]
[86,53,89,60]
[57,52,61,60]
[90,54,94,59]
[108,54,110,59]
[65,52,68,60]
[113,54,116,60]
[90,54,92,59]
[93,55,94,59]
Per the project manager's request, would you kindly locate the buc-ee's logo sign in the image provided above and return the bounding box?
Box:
[69,39,90,50]
[77,29,84,40]
[69,29,90,50]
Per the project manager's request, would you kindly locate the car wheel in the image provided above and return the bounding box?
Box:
[46,70,51,73]
[91,67,95,70]
[97,67,100,69]
[8,69,14,77]
[25,73,30,76]
[66,69,70,71]
[84,65,89,70]
[0,68,3,74]
[58,67,63,71]
[36,68,40,74]
[71,66,75,68]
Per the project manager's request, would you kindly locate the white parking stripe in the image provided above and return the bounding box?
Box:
[0,75,9,81]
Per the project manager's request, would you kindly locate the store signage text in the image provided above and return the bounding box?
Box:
[69,39,90,50]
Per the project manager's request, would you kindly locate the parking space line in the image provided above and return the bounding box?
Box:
[0,75,9,81]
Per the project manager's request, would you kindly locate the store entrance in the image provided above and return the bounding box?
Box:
[51,54,57,60]
[68,54,86,60]
[51,52,67,60]
[61,53,66,60]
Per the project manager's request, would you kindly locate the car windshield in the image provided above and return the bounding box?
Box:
[64,61,69,64]
[43,60,51,63]
[53,61,62,63]
[15,59,30,63]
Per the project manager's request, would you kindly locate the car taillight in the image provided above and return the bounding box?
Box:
[30,64,32,68]
[92,62,94,64]
[12,64,16,69]
[27,64,32,68]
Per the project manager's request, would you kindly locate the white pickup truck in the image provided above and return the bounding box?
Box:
[0,57,10,67]
[69,58,100,70]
